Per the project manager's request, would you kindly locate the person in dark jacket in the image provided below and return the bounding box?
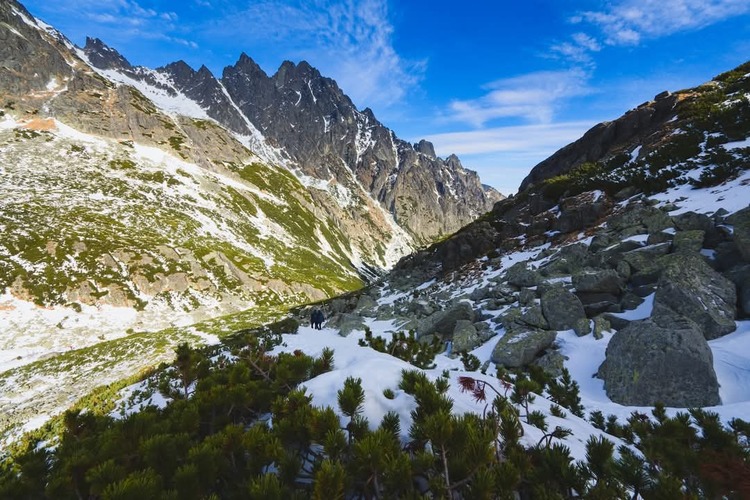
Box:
[311,309,324,330]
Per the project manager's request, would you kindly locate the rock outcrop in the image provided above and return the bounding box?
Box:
[518,91,678,191]
[597,317,721,407]
[652,254,737,340]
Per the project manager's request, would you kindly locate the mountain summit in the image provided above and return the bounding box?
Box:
[82,38,504,248]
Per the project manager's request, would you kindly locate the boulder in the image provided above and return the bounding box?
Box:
[589,233,619,253]
[646,231,674,246]
[597,318,720,407]
[615,260,631,279]
[498,307,522,330]
[417,301,475,339]
[599,239,647,256]
[506,262,542,288]
[673,211,724,247]
[336,313,367,337]
[652,254,737,340]
[355,294,378,316]
[672,230,705,254]
[490,326,557,368]
[592,316,611,339]
[540,286,590,335]
[607,204,673,235]
[556,191,613,234]
[452,320,480,352]
[469,286,491,301]
[540,243,592,275]
[577,292,622,316]
[573,269,626,294]
[723,264,750,318]
[620,291,645,311]
[518,288,536,306]
[672,211,714,233]
[622,245,671,286]
[601,312,632,331]
[727,207,750,262]
[533,350,567,378]
[408,300,435,318]
[519,304,550,330]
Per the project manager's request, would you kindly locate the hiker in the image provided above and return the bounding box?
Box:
[311,309,324,330]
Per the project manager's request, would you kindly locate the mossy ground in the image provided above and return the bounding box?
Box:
[0,118,368,444]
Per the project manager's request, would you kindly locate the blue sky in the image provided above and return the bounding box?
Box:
[22,0,750,194]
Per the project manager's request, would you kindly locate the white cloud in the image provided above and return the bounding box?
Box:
[25,0,187,48]
[424,121,596,157]
[575,0,750,46]
[448,70,593,127]
[551,1,750,68]
[422,121,598,194]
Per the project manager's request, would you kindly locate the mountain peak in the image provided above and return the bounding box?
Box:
[83,37,132,70]
[414,139,437,159]
[228,52,267,79]
[274,59,321,84]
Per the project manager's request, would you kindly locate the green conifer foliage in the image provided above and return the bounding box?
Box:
[615,446,652,500]
[3,325,750,498]
[359,329,442,368]
[546,367,584,417]
[312,459,346,500]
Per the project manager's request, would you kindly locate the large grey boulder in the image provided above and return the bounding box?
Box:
[572,269,625,294]
[673,211,725,247]
[452,320,480,352]
[556,191,613,234]
[417,301,475,339]
[519,304,550,330]
[533,350,567,378]
[505,262,542,288]
[407,300,436,318]
[540,243,593,276]
[672,230,705,254]
[540,286,591,335]
[607,204,674,235]
[622,244,671,286]
[652,254,737,339]
[597,318,720,407]
[335,313,367,337]
[355,294,379,316]
[491,326,557,368]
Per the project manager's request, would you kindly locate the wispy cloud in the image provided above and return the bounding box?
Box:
[447,70,593,127]
[24,0,191,50]
[423,121,598,194]
[205,0,424,110]
[424,121,595,157]
[549,0,750,67]
[574,0,750,46]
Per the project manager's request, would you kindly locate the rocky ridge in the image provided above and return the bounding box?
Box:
[80,38,503,247]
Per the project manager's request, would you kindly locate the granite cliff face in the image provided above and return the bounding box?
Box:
[81,40,503,247]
